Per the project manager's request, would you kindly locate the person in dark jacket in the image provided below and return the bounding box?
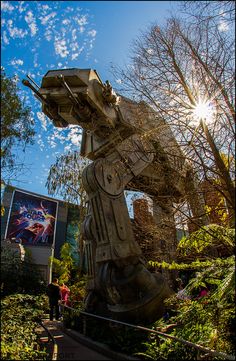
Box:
[46,278,61,321]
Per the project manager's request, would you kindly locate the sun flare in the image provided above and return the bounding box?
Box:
[190,98,216,126]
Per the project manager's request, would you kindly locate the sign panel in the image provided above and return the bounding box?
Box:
[5,190,58,246]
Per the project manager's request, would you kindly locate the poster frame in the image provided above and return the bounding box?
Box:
[4,188,59,248]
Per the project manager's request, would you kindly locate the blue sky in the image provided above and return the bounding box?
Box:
[1,0,179,199]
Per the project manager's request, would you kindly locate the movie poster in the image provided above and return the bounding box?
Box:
[5,190,58,246]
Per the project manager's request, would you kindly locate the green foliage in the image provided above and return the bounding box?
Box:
[1,243,46,296]
[143,225,235,359]
[177,224,235,258]
[46,151,89,273]
[140,254,235,360]
[50,241,87,310]
[1,293,48,360]
[149,256,234,271]
[68,276,87,307]
[49,242,78,283]
[149,225,235,272]
[46,151,89,205]
[1,69,35,176]
[185,256,235,302]
[144,226,235,358]
[65,206,81,265]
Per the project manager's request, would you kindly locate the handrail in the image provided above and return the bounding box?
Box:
[61,305,235,360]
[38,320,58,361]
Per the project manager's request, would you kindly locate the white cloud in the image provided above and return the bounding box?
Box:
[72,29,77,41]
[62,19,70,25]
[9,27,28,38]
[51,130,66,142]
[24,10,33,22]
[2,31,9,44]
[1,1,14,12]
[58,62,63,67]
[115,79,122,84]
[54,38,69,58]
[88,29,97,37]
[11,75,20,86]
[65,6,74,12]
[48,140,57,148]
[67,127,82,146]
[29,22,37,36]
[44,28,52,41]
[71,46,84,60]
[36,135,45,151]
[40,12,56,25]
[70,42,79,51]
[77,15,88,26]
[52,151,60,158]
[37,111,48,130]
[72,53,79,60]
[79,26,85,33]
[7,20,28,38]
[28,72,35,79]
[25,11,38,36]
[18,1,26,13]
[10,59,24,66]
[64,145,71,152]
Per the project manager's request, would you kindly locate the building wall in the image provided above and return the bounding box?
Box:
[54,201,68,259]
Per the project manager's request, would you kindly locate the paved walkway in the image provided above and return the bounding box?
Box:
[38,319,112,360]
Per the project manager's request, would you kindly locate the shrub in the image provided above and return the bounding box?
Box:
[1,243,46,296]
[1,294,48,360]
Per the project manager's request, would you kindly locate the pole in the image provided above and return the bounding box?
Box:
[49,247,54,284]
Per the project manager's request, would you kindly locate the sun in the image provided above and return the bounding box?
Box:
[191,99,215,125]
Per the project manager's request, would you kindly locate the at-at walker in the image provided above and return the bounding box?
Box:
[23,69,207,324]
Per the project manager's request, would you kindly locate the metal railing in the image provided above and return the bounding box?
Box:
[61,304,235,360]
[37,320,58,361]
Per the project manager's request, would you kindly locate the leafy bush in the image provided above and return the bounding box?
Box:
[1,243,46,296]
[1,294,48,360]
[141,226,235,360]
[177,224,235,258]
[138,256,235,360]
[69,277,86,307]
[49,242,78,283]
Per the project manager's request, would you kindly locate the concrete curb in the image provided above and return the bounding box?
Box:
[61,325,140,360]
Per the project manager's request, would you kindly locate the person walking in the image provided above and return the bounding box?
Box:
[196,286,209,300]
[60,283,70,306]
[46,277,61,321]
